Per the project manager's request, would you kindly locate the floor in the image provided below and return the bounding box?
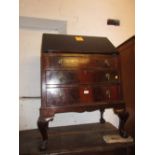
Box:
[19,122,134,155]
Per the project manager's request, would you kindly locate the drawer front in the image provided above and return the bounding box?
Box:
[46,87,79,106]
[45,70,119,85]
[45,70,78,84]
[43,55,118,69]
[78,70,119,83]
[46,85,121,106]
[93,86,121,101]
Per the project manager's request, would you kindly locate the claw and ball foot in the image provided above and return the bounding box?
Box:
[114,109,129,138]
[37,116,53,151]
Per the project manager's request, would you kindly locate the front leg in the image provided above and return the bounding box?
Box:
[114,109,129,138]
[37,116,53,151]
[100,109,106,123]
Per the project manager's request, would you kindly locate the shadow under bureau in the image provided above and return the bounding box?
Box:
[38,34,129,151]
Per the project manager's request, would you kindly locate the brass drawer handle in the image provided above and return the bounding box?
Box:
[58,59,63,64]
[106,89,111,99]
[105,73,110,80]
[104,59,110,67]
[115,75,119,79]
[59,92,63,97]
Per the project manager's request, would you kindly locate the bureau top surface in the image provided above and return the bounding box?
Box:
[41,33,118,54]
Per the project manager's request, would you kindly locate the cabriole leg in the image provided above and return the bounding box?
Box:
[37,117,51,151]
[100,109,106,123]
[114,109,129,138]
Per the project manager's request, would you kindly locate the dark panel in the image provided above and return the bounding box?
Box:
[41,33,118,54]
[117,36,135,138]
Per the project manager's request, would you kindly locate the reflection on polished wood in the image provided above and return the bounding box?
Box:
[43,54,119,69]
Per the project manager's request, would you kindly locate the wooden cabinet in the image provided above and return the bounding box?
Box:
[117,36,135,138]
[38,34,129,151]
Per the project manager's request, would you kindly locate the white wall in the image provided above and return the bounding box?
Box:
[20,0,134,46]
[19,0,134,130]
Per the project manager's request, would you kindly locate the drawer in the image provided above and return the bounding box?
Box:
[43,55,118,69]
[93,86,121,101]
[45,70,78,84]
[81,85,122,102]
[79,70,119,83]
[46,87,80,106]
[46,86,93,106]
[46,85,121,106]
[45,70,119,85]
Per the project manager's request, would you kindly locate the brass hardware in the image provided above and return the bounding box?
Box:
[84,89,89,94]
[105,73,110,80]
[104,59,110,67]
[58,59,63,64]
[59,92,62,97]
[106,89,111,99]
[75,36,84,42]
[115,75,118,79]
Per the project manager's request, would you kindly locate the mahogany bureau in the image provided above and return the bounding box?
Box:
[38,34,129,151]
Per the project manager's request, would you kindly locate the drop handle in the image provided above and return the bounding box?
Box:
[105,73,110,80]
[59,92,62,97]
[58,59,63,64]
[104,59,110,67]
[106,89,111,99]
[115,75,119,80]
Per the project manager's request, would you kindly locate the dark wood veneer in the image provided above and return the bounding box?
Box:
[43,53,119,69]
[38,34,129,151]
[45,70,119,85]
[117,36,135,138]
